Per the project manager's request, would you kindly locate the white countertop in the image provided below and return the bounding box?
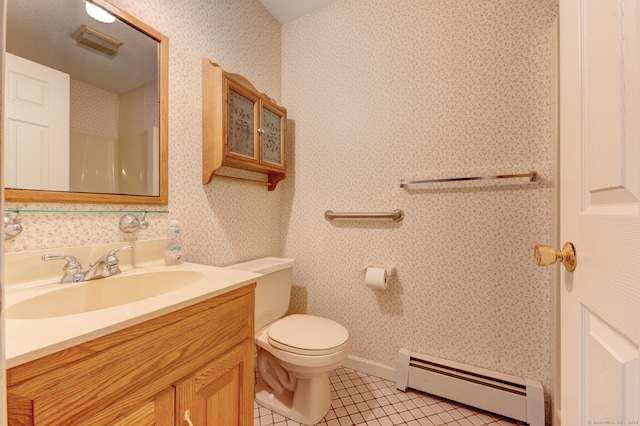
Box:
[5,262,261,368]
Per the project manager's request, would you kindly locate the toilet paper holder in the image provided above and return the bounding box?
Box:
[362,265,397,277]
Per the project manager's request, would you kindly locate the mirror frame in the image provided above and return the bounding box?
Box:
[5,0,169,205]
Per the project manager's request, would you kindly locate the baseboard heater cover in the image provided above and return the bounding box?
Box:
[396,348,544,426]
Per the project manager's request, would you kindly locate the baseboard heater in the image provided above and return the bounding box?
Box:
[396,348,544,426]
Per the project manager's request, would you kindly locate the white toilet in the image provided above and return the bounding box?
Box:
[226,257,350,425]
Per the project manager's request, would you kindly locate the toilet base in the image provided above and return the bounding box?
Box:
[255,372,331,425]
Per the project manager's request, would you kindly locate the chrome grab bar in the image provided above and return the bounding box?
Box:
[400,171,539,187]
[324,209,405,222]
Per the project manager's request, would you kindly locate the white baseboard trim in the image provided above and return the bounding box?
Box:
[342,354,396,382]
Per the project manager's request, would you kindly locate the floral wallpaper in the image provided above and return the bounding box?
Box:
[5,0,284,265]
[279,0,557,417]
[70,80,119,140]
[4,0,558,420]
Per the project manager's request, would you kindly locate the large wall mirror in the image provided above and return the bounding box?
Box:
[4,0,168,205]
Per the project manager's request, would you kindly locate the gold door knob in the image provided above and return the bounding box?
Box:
[534,242,577,272]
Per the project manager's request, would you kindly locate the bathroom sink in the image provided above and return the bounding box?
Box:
[6,270,205,320]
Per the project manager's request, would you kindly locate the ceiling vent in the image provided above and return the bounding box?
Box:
[72,25,122,57]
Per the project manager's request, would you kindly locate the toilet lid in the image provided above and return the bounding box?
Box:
[268,314,350,356]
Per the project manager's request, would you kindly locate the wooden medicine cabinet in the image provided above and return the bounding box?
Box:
[202,59,287,191]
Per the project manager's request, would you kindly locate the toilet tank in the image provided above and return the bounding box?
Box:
[225,257,295,331]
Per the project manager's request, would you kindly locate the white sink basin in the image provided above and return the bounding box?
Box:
[6,270,205,319]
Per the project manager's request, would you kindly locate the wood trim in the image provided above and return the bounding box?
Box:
[268,172,287,192]
[225,80,261,165]
[549,17,561,426]
[4,189,167,205]
[211,173,273,187]
[260,99,287,172]
[5,0,169,205]
[202,58,225,184]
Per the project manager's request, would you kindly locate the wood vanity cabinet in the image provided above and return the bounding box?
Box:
[6,285,255,425]
[202,58,287,191]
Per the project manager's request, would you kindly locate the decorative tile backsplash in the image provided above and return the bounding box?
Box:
[5,0,557,419]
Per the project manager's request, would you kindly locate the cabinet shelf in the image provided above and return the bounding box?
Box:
[202,59,287,191]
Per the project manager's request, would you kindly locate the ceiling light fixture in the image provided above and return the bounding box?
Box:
[85,1,116,24]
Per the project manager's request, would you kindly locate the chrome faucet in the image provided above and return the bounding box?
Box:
[42,245,133,283]
[86,246,133,279]
[41,254,84,283]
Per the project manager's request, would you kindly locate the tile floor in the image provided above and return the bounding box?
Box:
[254,367,526,426]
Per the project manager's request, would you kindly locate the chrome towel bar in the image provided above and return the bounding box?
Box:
[400,171,539,187]
[324,209,405,222]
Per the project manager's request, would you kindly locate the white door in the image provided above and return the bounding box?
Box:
[4,53,69,191]
[559,0,640,423]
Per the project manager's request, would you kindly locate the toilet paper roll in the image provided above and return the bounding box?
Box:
[365,267,387,290]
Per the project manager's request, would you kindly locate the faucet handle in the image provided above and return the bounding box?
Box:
[119,213,149,233]
[104,245,133,275]
[108,245,133,258]
[42,254,84,283]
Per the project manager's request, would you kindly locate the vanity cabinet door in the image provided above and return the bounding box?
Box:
[175,340,254,426]
[80,387,175,426]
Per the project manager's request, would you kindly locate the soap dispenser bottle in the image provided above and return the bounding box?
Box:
[164,220,184,265]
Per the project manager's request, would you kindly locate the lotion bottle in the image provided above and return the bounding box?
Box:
[164,220,184,265]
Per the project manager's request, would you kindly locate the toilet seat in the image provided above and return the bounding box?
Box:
[267,314,349,356]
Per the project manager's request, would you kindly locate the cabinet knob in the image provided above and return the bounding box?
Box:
[184,409,194,426]
[257,128,265,134]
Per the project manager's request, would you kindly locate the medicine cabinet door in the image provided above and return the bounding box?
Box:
[260,101,285,171]
[226,82,260,164]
